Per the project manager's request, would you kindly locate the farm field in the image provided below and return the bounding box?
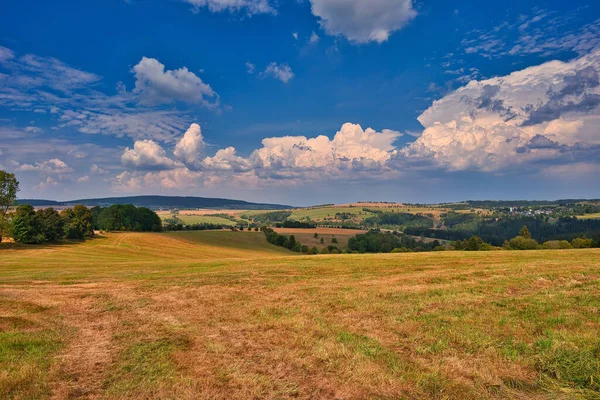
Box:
[1,232,599,399]
[580,213,600,219]
[272,227,367,249]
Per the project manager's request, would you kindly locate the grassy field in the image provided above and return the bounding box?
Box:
[1,232,599,399]
[157,211,238,226]
[273,227,366,249]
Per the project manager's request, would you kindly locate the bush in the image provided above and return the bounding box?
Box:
[571,237,593,249]
[507,236,540,250]
[543,240,573,249]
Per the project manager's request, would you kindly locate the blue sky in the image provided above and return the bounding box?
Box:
[1,0,599,205]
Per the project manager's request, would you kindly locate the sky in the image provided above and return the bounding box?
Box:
[1,0,599,206]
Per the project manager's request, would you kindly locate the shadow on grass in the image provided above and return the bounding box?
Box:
[0,235,108,250]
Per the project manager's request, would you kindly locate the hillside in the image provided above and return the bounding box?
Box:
[1,232,599,399]
[16,195,291,210]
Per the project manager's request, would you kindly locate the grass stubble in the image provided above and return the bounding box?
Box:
[0,231,598,399]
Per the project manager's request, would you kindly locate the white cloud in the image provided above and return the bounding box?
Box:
[262,62,294,83]
[121,139,182,170]
[246,62,256,74]
[182,0,275,15]
[0,46,15,62]
[293,32,299,40]
[115,122,402,191]
[16,158,74,175]
[59,109,190,142]
[173,123,206,169]
[461,11,600,58]
[90,164,109,175]
[402,51,600,172]
[132,57,218,106]
[309,32,320,44]
[309,0,417,44]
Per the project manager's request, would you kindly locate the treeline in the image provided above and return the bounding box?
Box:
[11,204,94,244]
[163,223,227,231]
[409,215,600,246]
[451,226,600,251]
[274,220,316,229]
[348,230,441,253]
[364,212,433,229]
[5,203,162,244]
[92,204,162,232]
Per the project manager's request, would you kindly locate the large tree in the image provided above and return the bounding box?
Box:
[0,170,19,241]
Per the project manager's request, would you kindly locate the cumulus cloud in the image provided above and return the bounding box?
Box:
[261,62,294,83]
[121,140,182,170]
[401,50,600,172]
[132,57,218,106]
[15,158,74,175]
[309,0,417,44]
[182,0,275,15]
[114,122,402,191]
[173,123,206,169]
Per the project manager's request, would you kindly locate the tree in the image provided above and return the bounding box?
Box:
[36,208,65,242]
[0,170,19,241]
[519,225,531,239]
[332,237,338,244]
[12,204,43,244]
[466,236,485,251]
[62,205,93,239]
[313,233,319,239]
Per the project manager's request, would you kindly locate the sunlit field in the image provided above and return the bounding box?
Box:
[1,231,599,399]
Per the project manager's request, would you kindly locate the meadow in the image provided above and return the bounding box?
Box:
[0,231,599,399]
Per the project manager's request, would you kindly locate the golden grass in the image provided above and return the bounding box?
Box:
[1,232,599,399]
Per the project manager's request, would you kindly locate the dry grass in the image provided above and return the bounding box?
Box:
[1,232,599,399]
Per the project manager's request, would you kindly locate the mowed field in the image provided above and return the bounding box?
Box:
[1,232,599,399]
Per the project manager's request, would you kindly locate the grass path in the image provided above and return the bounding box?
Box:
[1,232,599,399]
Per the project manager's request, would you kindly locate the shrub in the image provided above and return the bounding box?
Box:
[571,237,593,248]
[507,236,540,250]
[543,240,573,249]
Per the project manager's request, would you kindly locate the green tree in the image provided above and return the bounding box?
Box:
[12,204,43,244]
[0,170,19,241]
[62,205,93,239]
[466,236,485,251]
[332,237,338,244]
[36,208,65,242]
[519,225,531,239]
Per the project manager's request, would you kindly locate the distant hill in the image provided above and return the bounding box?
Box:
[17,195,291,210]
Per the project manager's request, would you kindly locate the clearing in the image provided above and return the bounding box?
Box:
[1,231,599,399]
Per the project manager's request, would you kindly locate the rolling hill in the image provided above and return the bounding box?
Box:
[16,195,291,210]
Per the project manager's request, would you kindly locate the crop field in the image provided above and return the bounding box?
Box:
[1,232,599,399]
[272,227,367,249]
[580,213,600,219]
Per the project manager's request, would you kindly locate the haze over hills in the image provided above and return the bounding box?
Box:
[16,195,292,210]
